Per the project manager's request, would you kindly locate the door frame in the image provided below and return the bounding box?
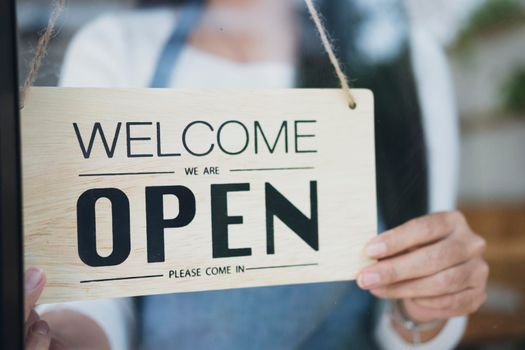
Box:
[0,0,25,348]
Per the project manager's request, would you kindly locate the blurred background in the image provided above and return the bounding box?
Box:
[15,0,525,348]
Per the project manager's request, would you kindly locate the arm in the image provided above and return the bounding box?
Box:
[59,14,129,88]
[368,28,484,349]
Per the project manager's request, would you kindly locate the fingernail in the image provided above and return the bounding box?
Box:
[366,242,387,257]
[359,272,381,288]
[32,321,49,336]
[26,267,43,291]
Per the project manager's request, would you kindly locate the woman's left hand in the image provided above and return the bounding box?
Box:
[357,211,489,323]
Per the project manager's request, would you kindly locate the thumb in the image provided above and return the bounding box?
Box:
[24,267,46,320]
[26,320,51,350]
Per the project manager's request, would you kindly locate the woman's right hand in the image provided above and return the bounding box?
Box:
[24,267,51,349]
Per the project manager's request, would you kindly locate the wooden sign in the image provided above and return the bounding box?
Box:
[22,88,377,304]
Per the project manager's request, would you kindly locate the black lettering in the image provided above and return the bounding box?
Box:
[265,181,319,254]
[210,183,252,258]
[156,122,181,157]
[77,188,130,267]
[182,121,214,157]
[73,122,122,159]
[126,122,153,158]
[184,167,199,175]
[294,120,317,153]
[146,186,196,262]
[217,121,249,155]
[254,121,288,154]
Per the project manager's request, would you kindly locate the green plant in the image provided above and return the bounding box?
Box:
[455,0,525,47]
[502,68,525,116]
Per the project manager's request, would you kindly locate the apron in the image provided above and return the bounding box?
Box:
[139,4,379,349]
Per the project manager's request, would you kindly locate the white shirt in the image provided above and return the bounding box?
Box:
[38,8,465,350]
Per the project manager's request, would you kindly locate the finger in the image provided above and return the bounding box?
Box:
[413,288,487,311]
[24,268,46,320]
[25,310,40,340]
[26,320,51,350]
[358,237,472,289]
[370,259,482,299]
[365,212,463,259]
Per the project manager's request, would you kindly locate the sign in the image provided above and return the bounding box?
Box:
[22,88,377,303]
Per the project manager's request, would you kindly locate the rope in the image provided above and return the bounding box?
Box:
[20,0,65,108]
[304,0,357,108]
[20,0,357,109]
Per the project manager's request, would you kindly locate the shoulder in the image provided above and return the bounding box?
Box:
[60,7,178,87]
[70,8,177,50]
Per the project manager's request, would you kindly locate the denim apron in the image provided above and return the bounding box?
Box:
[140,4,379,349]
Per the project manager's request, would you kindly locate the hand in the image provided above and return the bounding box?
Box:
[358,211,489,323]
[25,267,51,349]
[24,268,111,350]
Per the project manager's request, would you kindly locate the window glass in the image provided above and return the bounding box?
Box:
[17,0,525,349]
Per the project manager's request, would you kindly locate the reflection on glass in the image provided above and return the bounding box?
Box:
[17,0,524,349]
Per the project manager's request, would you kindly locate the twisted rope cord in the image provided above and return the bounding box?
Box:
[20,0,65,108]
[21,0,357,109]
[304,0,357,108]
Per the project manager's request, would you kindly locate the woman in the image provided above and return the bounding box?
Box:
[24,1,488,349]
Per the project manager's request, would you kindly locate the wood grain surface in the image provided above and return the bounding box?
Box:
[21,88,377,304]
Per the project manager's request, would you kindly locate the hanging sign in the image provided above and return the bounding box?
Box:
[22,87,377,303]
